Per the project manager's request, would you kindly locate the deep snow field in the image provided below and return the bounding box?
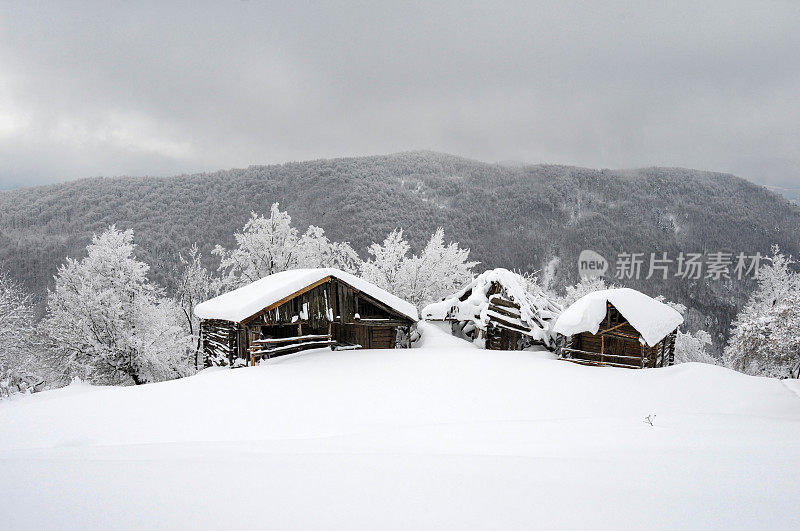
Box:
[2,322,800,530]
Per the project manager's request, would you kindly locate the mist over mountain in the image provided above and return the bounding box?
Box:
[1,151,798,349]
[763,185,800,205]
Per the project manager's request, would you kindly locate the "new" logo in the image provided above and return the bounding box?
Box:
[578,249,608,279]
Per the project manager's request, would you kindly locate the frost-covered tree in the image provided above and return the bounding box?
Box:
[674,329,717,365]
[298,225,361,273]
[769,289,800,378]
[515,270,562,306]
[560,276,610,307]
[360,229,411,293]
[653,296,717,365]
[174,244,216,368]
[213,205,300,287]
[0,271,41,397]
[361,228,477,308]
[213,203,363,288]
[724,246,800,378]
[43,226,191,386]
[402,228,478,307]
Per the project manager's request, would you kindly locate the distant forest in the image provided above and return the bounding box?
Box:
[1,151,799,351]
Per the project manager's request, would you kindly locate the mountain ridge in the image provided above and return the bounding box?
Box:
[1,151,798,348]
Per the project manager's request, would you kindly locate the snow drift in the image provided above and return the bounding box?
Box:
[1,323,799,529]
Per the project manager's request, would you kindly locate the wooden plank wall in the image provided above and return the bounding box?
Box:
[563,329,678,369]
[203,278,416,365]
[331,324,398,349]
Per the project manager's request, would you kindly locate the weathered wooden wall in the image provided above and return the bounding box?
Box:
[200,319,240,367]
[200,277,415,366]
[558,303,678,369]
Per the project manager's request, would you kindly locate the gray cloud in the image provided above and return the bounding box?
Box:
[1,1,799,190]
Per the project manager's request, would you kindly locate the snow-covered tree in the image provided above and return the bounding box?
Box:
[560,276,610,307]
[515,270,562,306]
[298,225,361,273]
[402,228,478,307]
[724,246,800,378]
[361,228,477,308]
[769,289,800,378]
[0,271,41,397]
[653,296,717,365]
[43,226,191,386]
[360,229,411,293]
[674,329,717,365]
[174,244,216,369]
[213,205,301,287]
[213,204,363,288]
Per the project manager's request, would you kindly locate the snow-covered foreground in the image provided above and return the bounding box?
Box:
[2,323,800,530]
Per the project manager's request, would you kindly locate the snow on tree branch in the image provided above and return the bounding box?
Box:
[42,226,192,386]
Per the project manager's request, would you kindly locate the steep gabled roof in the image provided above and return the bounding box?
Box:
[552,288,683,346]
[194,268,418,323]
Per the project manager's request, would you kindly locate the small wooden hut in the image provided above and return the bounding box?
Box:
[194,268,418,366]
[553,288,683,369]
[421,268,562,350]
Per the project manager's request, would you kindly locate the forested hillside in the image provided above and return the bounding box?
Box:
[1,151,799,346]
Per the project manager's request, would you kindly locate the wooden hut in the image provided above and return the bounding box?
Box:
[421,268,562,351]
[194,268,418,366]
[553,288,683,369]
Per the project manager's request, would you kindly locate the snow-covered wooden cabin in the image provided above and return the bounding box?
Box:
[194,268,418,366]
[553,288,683,369]
[421,268,562,350]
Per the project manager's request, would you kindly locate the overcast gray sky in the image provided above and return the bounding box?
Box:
[1,1,798,190]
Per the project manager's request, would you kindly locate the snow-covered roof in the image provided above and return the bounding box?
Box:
[195,268,418,323]
[421,268,562,344]
[552,288,683,346]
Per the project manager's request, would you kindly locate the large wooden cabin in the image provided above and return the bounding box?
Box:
[553,288,683,369]
[195,269,418,366]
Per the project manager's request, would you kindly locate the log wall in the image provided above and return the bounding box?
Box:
[200,319,240,367]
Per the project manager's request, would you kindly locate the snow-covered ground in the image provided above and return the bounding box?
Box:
[2,322,800,530]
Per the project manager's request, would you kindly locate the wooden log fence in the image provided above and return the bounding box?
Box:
[249,333,336,364]
[559,346,643,369]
